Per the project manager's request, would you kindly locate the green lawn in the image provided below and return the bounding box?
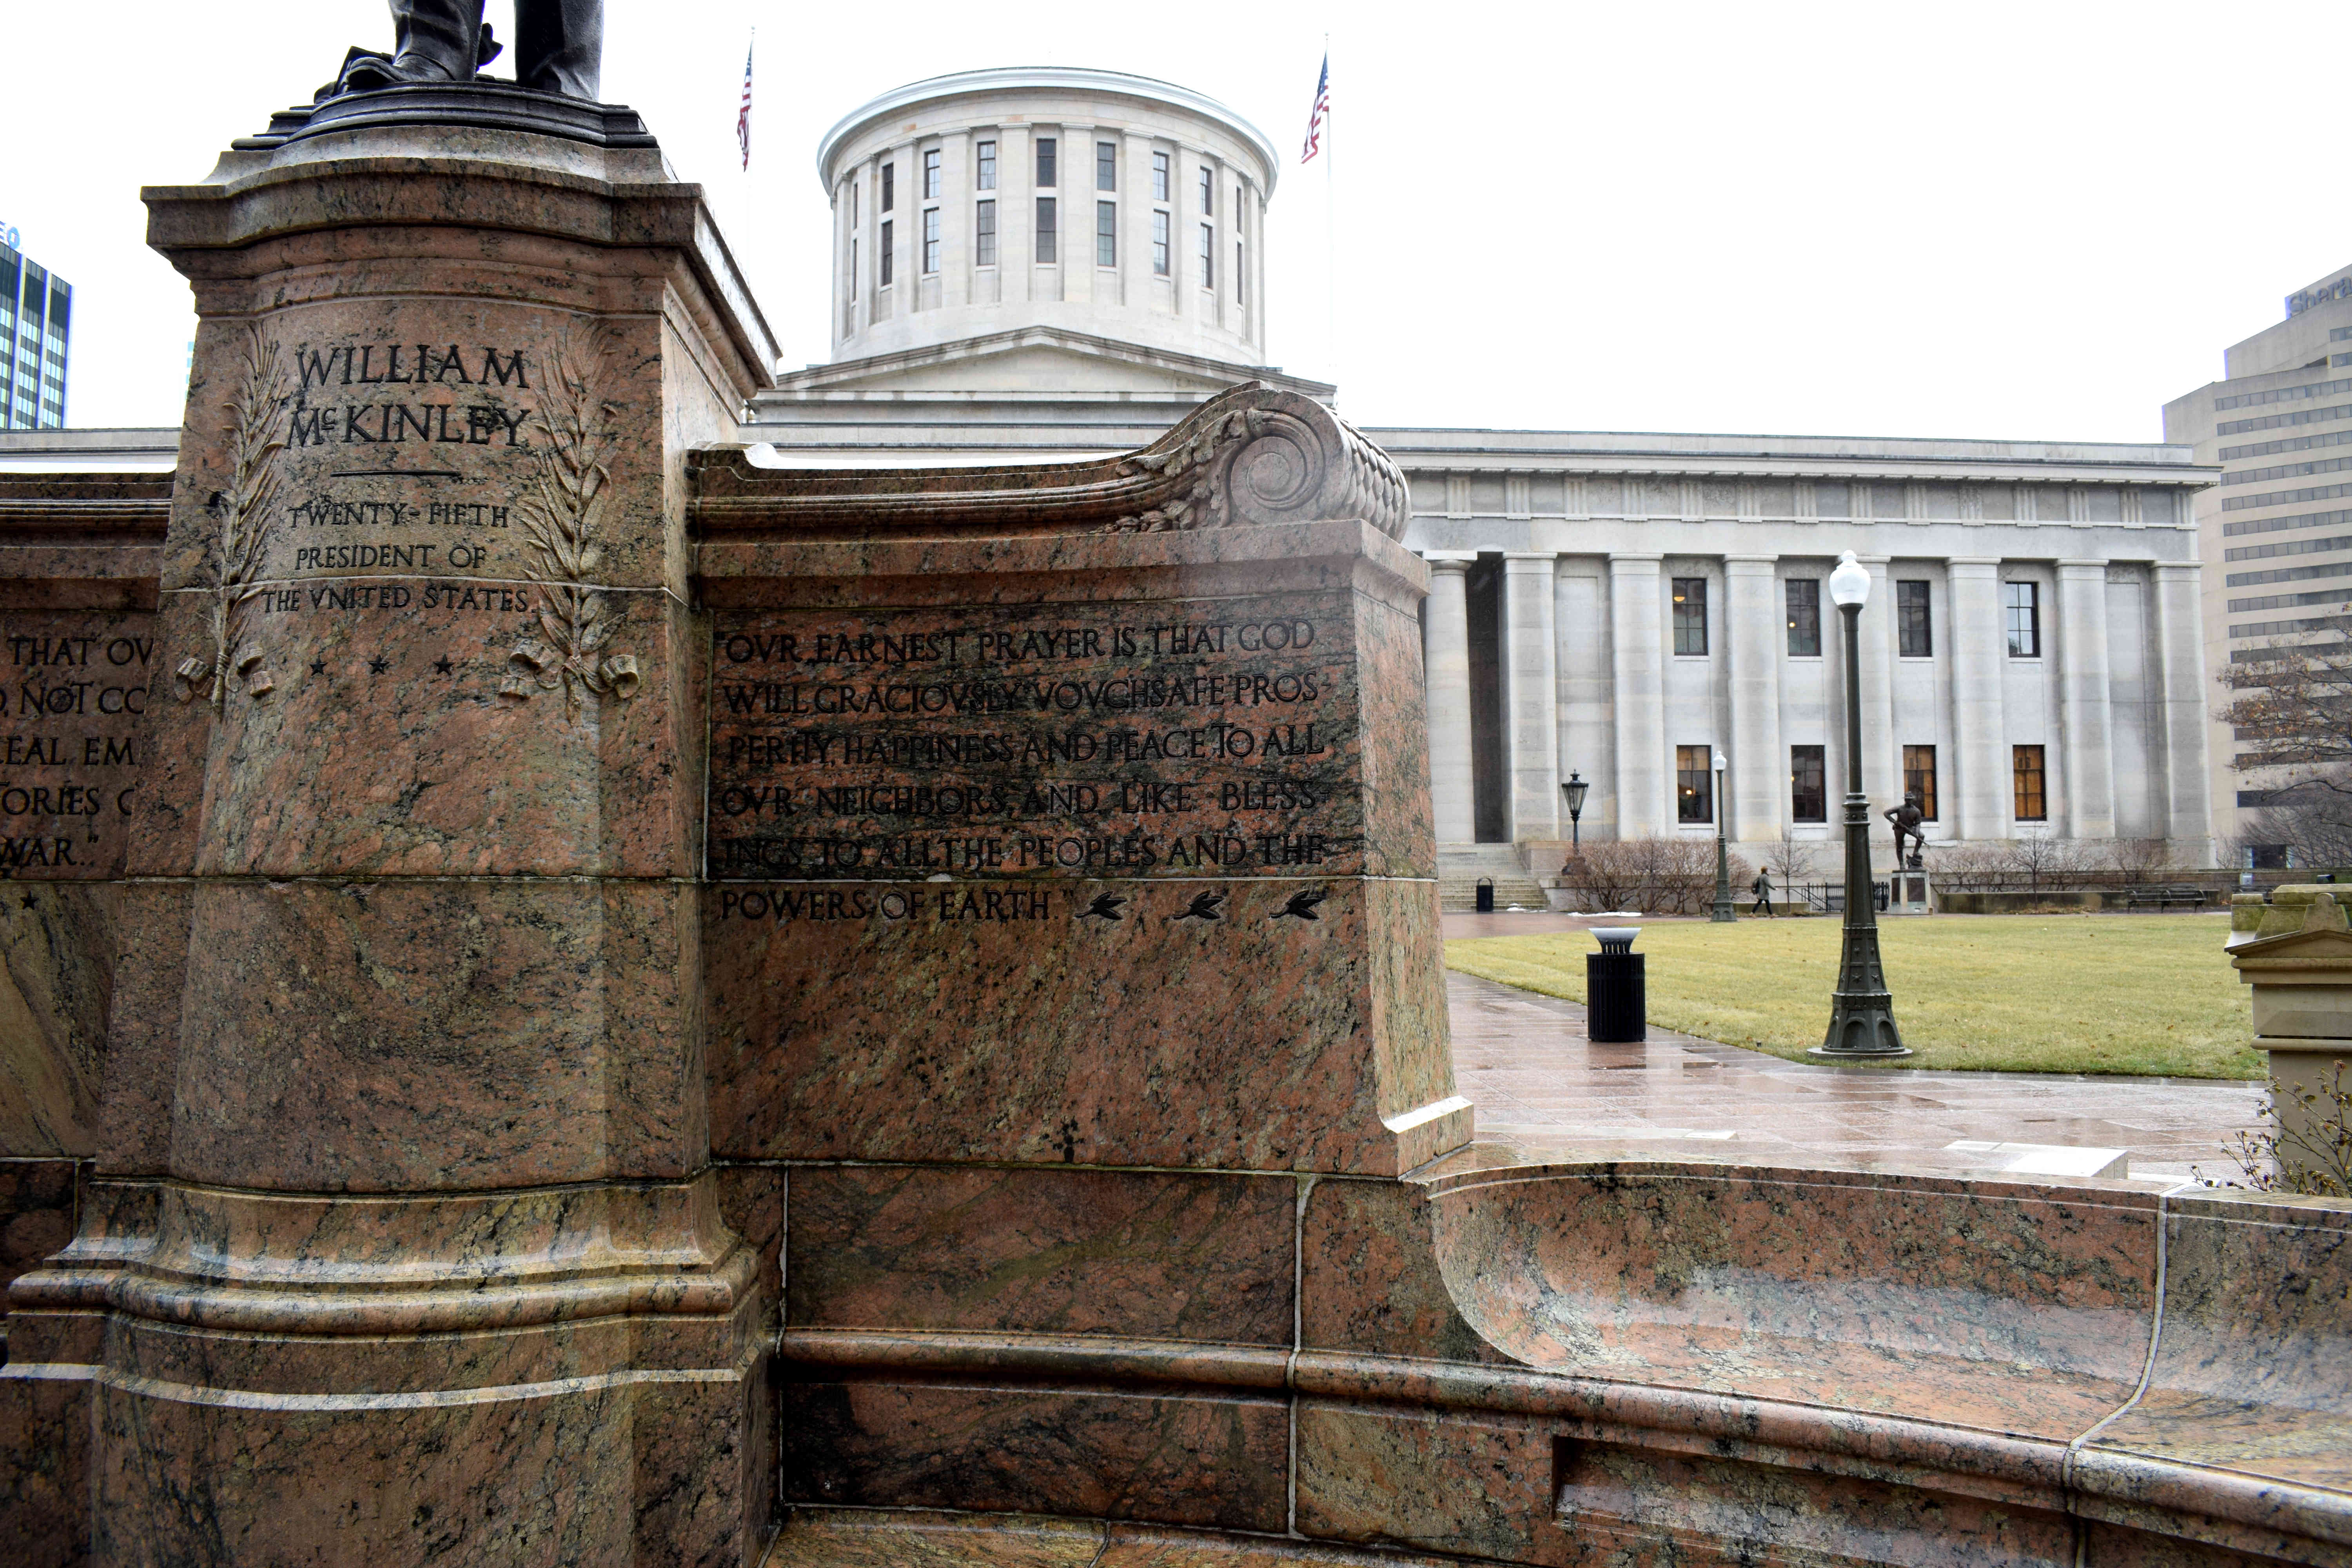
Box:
[1445,915,2262,1079]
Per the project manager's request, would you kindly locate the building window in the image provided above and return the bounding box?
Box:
[976,141,996,191]
[1199,166,1212,214]
[1790,745,1827,823]
[1151,152,1169,201]
[1036,138,1057,188]
[975,200,996,267]
[1902,745,1938,820]
[1897,580,1933,657]
[881,163,894,212]
[879,220,893,286]
[849,238,857,299]
[1677,746,1714,824]
[1035,198,1057,263]
[849,181,859,226]
[1785,578,1821,657]
[1151,211,1169,276]
[1096,201,1116,267]
[922,149,941,201]
[1672,577,1708,655]
[2013,745,2047,821]
[1199,223,1214,287]
[922,209,940,274]
[1097,142,1117,191]
[1236,241,1246,304]
[2005,582,2040,657]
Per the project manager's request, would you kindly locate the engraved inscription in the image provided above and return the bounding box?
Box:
[708,599,1357,879]
[0,613,154,878]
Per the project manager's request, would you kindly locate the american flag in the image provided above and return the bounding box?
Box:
[1299,52,1329,163]
[736,38,754,170]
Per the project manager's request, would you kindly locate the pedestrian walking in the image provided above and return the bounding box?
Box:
[1751,868,1774,917]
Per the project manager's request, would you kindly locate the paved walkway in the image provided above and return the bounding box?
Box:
[1446,970,2268,1185]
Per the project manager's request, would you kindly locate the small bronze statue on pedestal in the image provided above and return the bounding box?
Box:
[1884,791,1929,871]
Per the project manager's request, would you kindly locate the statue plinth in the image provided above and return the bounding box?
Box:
[5,111,779,1565]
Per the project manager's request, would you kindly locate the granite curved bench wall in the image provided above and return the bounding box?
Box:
[768,1156,2350,1568]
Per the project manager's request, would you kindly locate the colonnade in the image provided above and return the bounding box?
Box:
[1421,552,2212,853]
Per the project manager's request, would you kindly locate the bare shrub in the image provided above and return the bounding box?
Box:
[2003,833,2089,888]
[2102,837,2172,882]
[1929,840,2010,893]
[1560,837,1753,914]
[1764,828,1820,892]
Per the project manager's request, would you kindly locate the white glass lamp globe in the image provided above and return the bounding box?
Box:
[1829,550,1871,609]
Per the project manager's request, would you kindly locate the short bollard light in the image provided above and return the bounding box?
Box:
[1587,926,1646,1043]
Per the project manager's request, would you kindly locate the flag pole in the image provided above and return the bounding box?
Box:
[1324,33,1335,408]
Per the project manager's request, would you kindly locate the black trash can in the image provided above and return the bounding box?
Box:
[1586,926,1646,1043]
[1475,877,1495,913]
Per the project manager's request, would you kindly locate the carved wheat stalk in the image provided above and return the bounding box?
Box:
[504,326,639,717]
[177,327,288,710]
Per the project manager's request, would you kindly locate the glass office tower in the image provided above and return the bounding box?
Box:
[0,242,71,429]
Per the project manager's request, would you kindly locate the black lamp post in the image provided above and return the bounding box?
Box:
[1816,551,1908,1058]
[1710,750,1735,923]
[1560,772,1588,855]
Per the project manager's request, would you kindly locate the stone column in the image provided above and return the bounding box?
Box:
[1948,558,2009,841]
[1000,123,1033,299]
[1610,554,1667,838]
[1503,553,1560,841]
[4,116,777,1564]
[1556,566,1612,837]
[2153,561,2216,859]
[1856,554,1898,817]
[1425,556,1477,843]
[2058,560,2117,840]
[1723,555,1780,843]
[1063,122,1095,306]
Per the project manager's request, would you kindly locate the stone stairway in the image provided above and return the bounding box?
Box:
[1437,844,1551,912]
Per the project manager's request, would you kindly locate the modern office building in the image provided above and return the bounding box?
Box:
[2165,263,2352,858]
[0,240,71,430]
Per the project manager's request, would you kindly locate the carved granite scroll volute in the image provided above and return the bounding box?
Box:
[686,380,1409,541]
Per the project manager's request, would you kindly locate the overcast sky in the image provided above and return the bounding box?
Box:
[10,1,2345,441]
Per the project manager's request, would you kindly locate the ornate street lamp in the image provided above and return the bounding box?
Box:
[1560,772,1589,855]
[1817,552,1907,1056]
[1710,750,1735,923]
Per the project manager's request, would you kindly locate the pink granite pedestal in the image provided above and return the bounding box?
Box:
[4,111,776,1566]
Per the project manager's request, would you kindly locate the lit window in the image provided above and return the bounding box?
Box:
[1198,166,1212,214]
[1785,579,1820,656]
[922,209,939,274]
[976,141,996,191]
[1097,142,1116,191]
[1151,211,1169,276]
[976,200,996,267]
[2013,746,2047,821]
[1035,198,1057,263]
[1096,201,1116,267]
[1790,746,1827,823]
[2005,582,2040,657]
[1677,746,1714,824]
[1151,152,1169,201]
[1902,746,1938,820]
[1036,138,1058,188]
[1897,580,1932,657]
[1198,224,1214,287]
[881,163,894,212]
[922,150,941,201]
[879,220,893,285]
[1672,577,1708,655]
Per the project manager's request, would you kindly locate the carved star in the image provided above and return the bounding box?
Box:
[368,654,390,675]
[310,659,327,675]
[433,655,454,675]
[19,893,35,909]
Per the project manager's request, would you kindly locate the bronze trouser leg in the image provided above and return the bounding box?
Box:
[388,0,487,79]
[516,0,603,99]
